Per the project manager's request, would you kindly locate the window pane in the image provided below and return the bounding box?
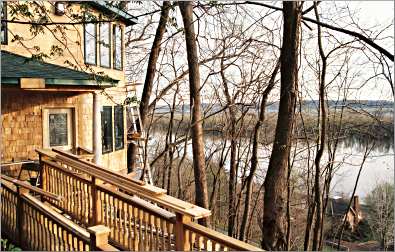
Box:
[100,22,110,67]
[49,113,68,147]
[101,106,113,153]
[84,23,96,64]
[1,2,7,45]
[113,25,122,70]
[114,106,124,150]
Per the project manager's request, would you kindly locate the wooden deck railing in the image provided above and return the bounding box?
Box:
[35,148,262,251]
[0,180,116,251]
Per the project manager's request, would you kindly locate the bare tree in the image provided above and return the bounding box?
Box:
[261,2,302,250]
[178,1,210,226]
[365,182,395,250]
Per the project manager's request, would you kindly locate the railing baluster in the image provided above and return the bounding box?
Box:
[127,204,132,250]
[160,218,165,250]
[123,201,127,248]
[197,233,202,251]
[133,206,139,251]
[149,213,154,251]
[189,229,195,251]
[112,196,116,240]
[144,211,149,251]
[138,208,143,251]
[167,220,172,250]
[155,216,160,250]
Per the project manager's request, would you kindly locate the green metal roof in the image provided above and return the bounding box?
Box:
[1,51,118,87]
[88,1,138,26]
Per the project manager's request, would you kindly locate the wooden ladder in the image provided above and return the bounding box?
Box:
[128,104,153,185]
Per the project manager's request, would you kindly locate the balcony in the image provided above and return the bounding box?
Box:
[1,148,262,251]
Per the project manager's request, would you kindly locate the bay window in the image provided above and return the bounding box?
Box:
[1,1,7,45]
[113,25,123,70]
[114,105,124,150]
[101,106,113,153]
[99,22,111,68]
[84,23,97,65]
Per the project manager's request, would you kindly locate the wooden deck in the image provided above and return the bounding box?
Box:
[1,148,262,251]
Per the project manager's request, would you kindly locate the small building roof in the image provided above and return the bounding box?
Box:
[1,51,118,87]
[88,1,137,26]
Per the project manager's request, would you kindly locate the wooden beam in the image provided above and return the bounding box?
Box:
[20,78,45,89]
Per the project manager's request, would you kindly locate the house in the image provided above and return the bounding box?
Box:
[327,195,363,231]
[1,1,137,174]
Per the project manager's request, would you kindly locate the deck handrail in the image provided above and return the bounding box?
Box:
[37,148,211,219]
[97,183,176,222]
[35,148,262,251]
[0,181,116,251]
[1,174,62,201]
[184,222,263,251]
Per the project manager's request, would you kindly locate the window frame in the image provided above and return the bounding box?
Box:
[101,106,113,154]
[114,105,124,151]
[112,24,123,70]
[99,22,111,68]
[1,1,8,45]
[84,23,97,65]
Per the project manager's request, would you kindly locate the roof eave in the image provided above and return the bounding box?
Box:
[88,1,138,26]
[1,77,117,88]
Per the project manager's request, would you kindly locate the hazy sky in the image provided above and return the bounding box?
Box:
[131,1,394,103]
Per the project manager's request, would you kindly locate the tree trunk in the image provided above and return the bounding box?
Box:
[129,1,170,175]
[179,1,210,227]
[261,2,301,250]
[312,3,327,250]
[220,55,238,237]
[239,60,280,241]
[139,1,171,127]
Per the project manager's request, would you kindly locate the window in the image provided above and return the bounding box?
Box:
[114,105,124,150]
[113,25,123,70]
[49,113,68,146]
[84,23,97,65]
[102,106,113,153]
[43,108,74,150]
[1,1,7,45]
[99,22,111,67]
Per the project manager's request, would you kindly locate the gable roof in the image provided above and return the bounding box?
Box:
[1,51,118,87]
[88,1,137,26]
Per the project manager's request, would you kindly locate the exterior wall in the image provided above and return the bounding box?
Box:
[2,1,127,88]
[1,90,80,161]
[1,1,131,173]
[1,89,127,173]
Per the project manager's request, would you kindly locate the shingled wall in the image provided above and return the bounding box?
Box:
[1,89,127,174]
[1,90,81,161]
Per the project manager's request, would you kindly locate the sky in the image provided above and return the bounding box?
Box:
[130,1,394,103]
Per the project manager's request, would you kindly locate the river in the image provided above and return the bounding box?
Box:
[148,132,394,200]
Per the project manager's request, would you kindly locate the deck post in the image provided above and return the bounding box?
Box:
[175,213,192,251]
[16,185,29,249]
[88,225,111,250]
[38,153,46,201]
[93,92,102,165]
[91,177,102,225]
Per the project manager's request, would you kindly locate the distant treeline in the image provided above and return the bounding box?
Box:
[147,109,393,145]
[152,100,394,115]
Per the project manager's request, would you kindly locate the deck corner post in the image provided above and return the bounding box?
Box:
[16,185,29,248]
[88,225,111,251]
[175,213,192,251]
